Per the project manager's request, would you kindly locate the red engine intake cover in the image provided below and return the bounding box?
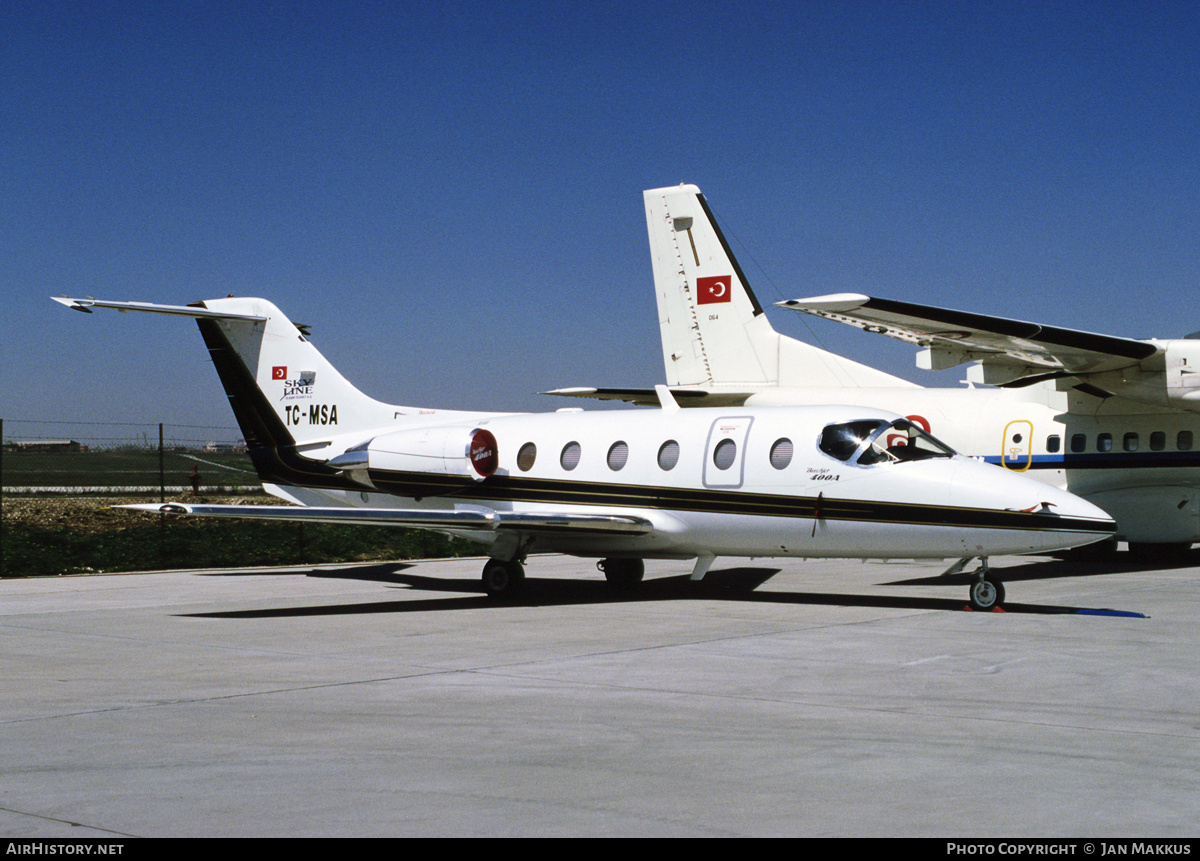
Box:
[469,429,499,478]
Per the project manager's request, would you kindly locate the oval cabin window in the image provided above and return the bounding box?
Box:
[713,438,737,470]
[769,438,793,470]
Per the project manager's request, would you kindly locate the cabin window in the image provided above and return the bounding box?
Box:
[1070,434,1087,453]
[1046,435,1061,453]
[607,441,629,471]
[769,438,793,470]
[1097,433,1112,452]
[713,438,738,470]
[657,440,680,471]
[1150,431,1166,451]
[1179,431,1194,451]
[1123,433,1139,452]
[560,441,582,470]
[517,442,537,471]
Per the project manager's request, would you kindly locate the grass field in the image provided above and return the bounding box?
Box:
[0,496,477,578]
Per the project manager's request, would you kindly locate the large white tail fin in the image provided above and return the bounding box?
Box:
[192,296,412,449]
[644,185,914,389]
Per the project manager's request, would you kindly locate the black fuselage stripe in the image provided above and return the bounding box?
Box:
[365,468,1113,534]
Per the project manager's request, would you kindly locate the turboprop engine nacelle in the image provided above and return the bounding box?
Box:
[1076,339,1200,412]
[327,426,499,485]
[1165,339,1200,409]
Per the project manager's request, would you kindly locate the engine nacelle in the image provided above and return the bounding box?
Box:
[1164,339,1200,410]
[335,426,499,482]
[1057,340,1200,413]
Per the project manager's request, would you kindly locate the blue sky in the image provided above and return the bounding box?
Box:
[4,1,1200,444]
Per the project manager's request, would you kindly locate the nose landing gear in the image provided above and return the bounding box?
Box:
[944,557,1006,611]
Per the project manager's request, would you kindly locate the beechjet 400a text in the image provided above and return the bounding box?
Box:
[548,183,1200,557]
[54,294,1114,610]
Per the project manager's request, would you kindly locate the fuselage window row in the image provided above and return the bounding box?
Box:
[1054,430,1194,454]
[520,436,805,474]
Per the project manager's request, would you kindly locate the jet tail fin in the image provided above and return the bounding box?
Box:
[53,296,411,453]
[643,185,914,389]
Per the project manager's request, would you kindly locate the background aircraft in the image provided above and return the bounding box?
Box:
[547,184,1200,554]
[55,295,1114,608]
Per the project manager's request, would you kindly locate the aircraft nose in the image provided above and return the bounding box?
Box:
[953,459,1116,554]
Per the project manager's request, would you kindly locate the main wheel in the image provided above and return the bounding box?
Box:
[968,575,1005,611]
[599,558,644,589]
[482,559,525,599]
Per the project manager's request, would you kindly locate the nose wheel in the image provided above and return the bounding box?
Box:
[967,573,1005,611]
[944,557,1006,611]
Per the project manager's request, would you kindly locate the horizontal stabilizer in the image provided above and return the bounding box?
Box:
[52,297,266,321]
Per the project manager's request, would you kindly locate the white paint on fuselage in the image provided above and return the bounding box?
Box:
[290,404,1115,560]
[738,384,1200,543]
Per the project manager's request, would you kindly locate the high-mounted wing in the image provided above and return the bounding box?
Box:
[540,386,754,408]
[119,503,654,535]
[779,293,1160,387]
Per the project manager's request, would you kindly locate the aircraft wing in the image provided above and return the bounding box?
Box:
[778,293,1160,386]
[118,503,654,535]
[541,387,757,407]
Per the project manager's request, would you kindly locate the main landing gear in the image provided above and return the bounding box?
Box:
[597,558,645,589]
[944,557,1006,611]
[481,557,648,599]
[481,558,525,599]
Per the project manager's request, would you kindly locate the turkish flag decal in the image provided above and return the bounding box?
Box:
[697,275,733,305]
[272,366,287,380]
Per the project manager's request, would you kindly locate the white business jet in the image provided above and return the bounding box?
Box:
[54,295,1114,609]
[548,184,1200,554]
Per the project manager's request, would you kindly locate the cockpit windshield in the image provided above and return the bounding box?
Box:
[818,419,957,466]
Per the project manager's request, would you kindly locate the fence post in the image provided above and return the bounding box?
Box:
[1,418,5,578]
[158,423,166,567]
[159,423,165,503]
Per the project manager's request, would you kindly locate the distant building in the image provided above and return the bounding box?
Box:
[2,439,86,453]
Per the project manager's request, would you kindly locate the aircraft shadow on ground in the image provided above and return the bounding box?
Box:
[892,547,1200,589]
[180,560,1143,619]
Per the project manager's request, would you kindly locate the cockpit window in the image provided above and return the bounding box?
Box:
[819,420,889,461]
[819,419,957,466]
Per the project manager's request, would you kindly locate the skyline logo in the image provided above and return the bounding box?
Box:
[279,369,316,401]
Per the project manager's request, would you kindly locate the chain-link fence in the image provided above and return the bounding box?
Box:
[1,419,257,496]
[0,419,475,578]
